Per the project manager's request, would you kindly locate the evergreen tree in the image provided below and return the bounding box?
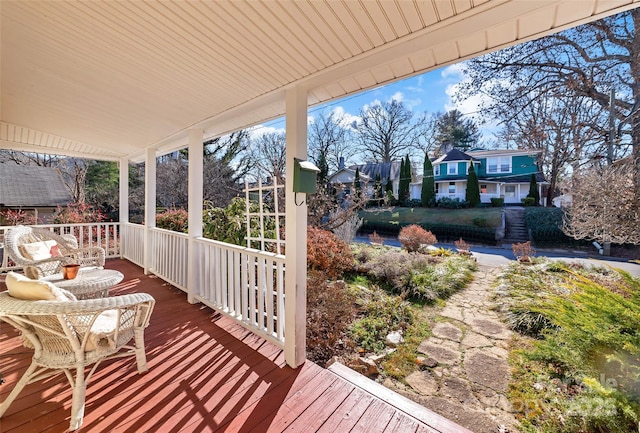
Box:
[398,156,411,202]
[374,173,382,199]
[465,163,481,207]
[421,154,435,207]
[354,167,362,198]
[384,176,394,202]
[527,173,540,205]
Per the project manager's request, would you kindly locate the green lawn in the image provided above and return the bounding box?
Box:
[360,206,503,227]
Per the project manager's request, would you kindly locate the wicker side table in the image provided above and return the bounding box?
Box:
[41,268,124,300]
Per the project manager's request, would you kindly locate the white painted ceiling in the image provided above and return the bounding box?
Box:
[1,0,638,161]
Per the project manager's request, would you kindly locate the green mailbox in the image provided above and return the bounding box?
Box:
[293,158,320,194]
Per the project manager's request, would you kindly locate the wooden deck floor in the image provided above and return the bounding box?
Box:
[0,259,471,433]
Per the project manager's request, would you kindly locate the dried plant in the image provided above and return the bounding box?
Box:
[512,241,535,262]
[368,231,384,245]
[331,210,363,244]
[454,237,470,252]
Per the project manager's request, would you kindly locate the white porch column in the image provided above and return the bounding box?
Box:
[284,86,308,368]
[119,158,129,224]
[144,148,156,275]
[119,157,129,259]
[187,129,204,304]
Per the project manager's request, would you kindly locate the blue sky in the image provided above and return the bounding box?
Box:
[253,62,497,149]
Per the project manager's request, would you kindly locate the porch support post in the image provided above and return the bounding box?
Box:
[284,86,308,368]
[119,157,129,259]
[187,129,204,304]
[144,148,156,275]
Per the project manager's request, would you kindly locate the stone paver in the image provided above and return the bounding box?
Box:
[385,264,521,433]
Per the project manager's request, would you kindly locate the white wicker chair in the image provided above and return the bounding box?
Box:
[0,291,155,431]
[4,225,105,279]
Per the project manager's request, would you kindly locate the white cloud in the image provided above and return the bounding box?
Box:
[248,124,285,140]
[331,106,360,128]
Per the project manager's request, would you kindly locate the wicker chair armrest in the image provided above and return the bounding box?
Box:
[0,293,155,316]
[69,246,106,266]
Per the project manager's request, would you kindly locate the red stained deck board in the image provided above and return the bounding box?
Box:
[1,258,472,433]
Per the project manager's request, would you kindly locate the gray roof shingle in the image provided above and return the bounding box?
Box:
[0,164,73,207]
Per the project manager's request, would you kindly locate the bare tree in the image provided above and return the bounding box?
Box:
[251,132,287,183]
[351,100,428,162]
[458,9,640,206]
[496,94,604,205]
[308,110,355,176]
[563,163,640,245]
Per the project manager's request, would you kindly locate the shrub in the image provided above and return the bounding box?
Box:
[490,197,504,207]
[360,250,475,302]
[398,224,437,252]
[454,238,470,252]
[512,241,535,262]
[307,227,355,279]
[306,273,356,366]
[331,210,363,244]
[0,209,36,225]
[437,197,468,209]
[156,208,188,232]
[472,216,487,227]
[525,207,589,247]
[349,287,414,353]
[202,197,277,248]
[54,203,106,224]
[498,261,640,432]
[368,231,384,245]
[521,197,536,207]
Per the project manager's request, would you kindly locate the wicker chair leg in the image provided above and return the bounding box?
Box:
[134,329,148,373]
[69,366,87,431]
[0,362,38,417]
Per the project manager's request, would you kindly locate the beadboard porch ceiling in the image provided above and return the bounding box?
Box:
[1,0,638,162]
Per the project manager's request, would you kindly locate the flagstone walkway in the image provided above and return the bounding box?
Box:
[383,264,521,433]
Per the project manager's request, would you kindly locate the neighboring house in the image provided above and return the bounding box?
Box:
[0,164,73,223]
[328,161,406,199]
[427,148,547,205]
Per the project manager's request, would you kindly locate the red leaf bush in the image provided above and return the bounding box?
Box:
[398,224,437,252]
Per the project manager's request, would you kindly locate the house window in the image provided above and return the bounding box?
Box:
[448,163,457,175]
[505,185,516,197]
[449,182,456,194]
[434,164,440,176]
[487,157,512,173]
[480,184,487,193]
[435,183,439,194]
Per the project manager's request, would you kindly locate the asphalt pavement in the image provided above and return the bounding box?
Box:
[354,236,640,277]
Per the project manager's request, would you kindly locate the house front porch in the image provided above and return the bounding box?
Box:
[0,258,470,433]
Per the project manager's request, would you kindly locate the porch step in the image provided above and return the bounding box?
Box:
[328,362,473,433]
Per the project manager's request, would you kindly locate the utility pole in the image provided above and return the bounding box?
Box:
[607,89,615,165]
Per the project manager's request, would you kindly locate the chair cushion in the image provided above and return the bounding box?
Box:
[85,310,119,352]
[19,240,60,261]
[5,271,77,301]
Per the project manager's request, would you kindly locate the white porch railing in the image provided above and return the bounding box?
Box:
[1,223,121,272]
[1,222,286,349]
[121,222,145,268]
[193,238,286,348]
[148,227,189,291]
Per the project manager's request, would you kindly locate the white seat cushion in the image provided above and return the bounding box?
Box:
[5,271,76,301]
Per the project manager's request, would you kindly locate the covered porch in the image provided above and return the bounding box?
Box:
[0,258,470,433]
[1,1,639,431]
